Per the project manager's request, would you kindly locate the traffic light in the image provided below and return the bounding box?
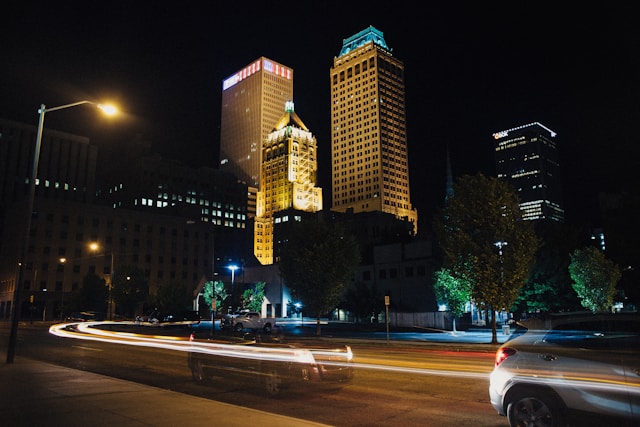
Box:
[29,294,34,303]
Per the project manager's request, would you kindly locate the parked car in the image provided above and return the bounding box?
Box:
[66,311,106,322]
[188,333,354,396]
[219,310,275,333]
[135,310,200,327]
[489,311,640,426]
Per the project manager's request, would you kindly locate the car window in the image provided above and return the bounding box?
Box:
[544,317,640,350]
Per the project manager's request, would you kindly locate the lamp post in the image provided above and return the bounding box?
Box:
[228,265,238,312]
[109,252,115,321]
[295,302,303,327]
[59,258,67,321]
[6,101,117,364]
[89,242,115,321]
[494,240,508,281]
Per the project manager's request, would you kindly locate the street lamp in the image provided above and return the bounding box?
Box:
[6,101,117,364]
[228,265,238,311]
[494,241,508,290]
[295,302,303,327]
[59,258,67,321]
[89,242,115,321]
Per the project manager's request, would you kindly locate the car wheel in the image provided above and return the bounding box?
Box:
[263,323,272,334]
[507,389,565,427]
[264,368,284,396]
[234,323,244,333]
[191,359,206,383]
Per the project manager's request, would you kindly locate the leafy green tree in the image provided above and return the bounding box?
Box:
[434,173,539,344]
[68,272,109,313]
[153,280,193,315]
[279,219,360,336]
[514,222,586,315]
[203,280,227,314]
[433,268,472,332]
[569,246,621,313]
[111,265,148,318]
[242,281,266,312]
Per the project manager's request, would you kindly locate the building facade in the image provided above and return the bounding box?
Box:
[492,122,565,222]
[95,153,250,264]
[0,118,251,321]
[330,26,418,233]
[219,57,294,197]
[0,198,215,321]
[0,118,97,205]
[254,102,322,265]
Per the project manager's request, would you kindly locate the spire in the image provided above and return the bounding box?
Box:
[445,144,454,203]
[272,101,309,131]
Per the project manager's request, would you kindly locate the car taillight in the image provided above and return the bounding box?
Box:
[495,347,517,367]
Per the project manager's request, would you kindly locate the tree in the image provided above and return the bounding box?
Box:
[279,219,360,336]
[433,268,472,332]
[343,281,383,324]
[203,280,227,314]
[111,265,148,318]
[153,280,193,315]
[433,173,539,344]
[68,272,109,313]
[568,246,621,313]
[513,222,586,315]
[242,281,266,313]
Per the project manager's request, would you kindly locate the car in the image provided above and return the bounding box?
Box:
[219,310,276,333]
[160,310,201,324]
[489,311,640,426]
[188,333,354,396]
[66,311,106,322]
[135,310,200,326]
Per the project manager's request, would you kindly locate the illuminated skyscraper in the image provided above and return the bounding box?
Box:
[492,122,565,222]
[254,101,322,265]
[330,26,418,234]
[219,57,294,214]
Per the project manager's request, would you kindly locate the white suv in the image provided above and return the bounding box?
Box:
[489,312,640,426]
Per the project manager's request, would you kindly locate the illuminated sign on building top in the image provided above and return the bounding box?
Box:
[492,122,557,140]
[222,58,292,91]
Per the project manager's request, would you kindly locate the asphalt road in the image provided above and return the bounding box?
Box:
[2,321,507,427]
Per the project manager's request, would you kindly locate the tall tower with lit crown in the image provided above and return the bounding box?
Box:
[330,26,418,233]
[219,57,294,217]
[254,101,322,265]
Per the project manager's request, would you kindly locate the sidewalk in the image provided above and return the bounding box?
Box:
[0,353,331,427]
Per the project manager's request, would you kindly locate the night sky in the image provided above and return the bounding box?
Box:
[2,2,639,233]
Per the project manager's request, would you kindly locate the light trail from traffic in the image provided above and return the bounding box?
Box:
[49,321,489,380]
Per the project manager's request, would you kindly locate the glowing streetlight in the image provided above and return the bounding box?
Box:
[89,242,115,321]
[228,265,238,311]
[59,257,67,321]
[6,101,118,364]
[295,302,303,327]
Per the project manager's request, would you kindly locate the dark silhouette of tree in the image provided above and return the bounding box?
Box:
[343,281,383,324]
[569,246,621,313]
[279,219,360,336]
[111,265,148,318]
[514,222,585,316]
[153,279,193,315]
[433,173,539,344]
[68,272,109,313]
